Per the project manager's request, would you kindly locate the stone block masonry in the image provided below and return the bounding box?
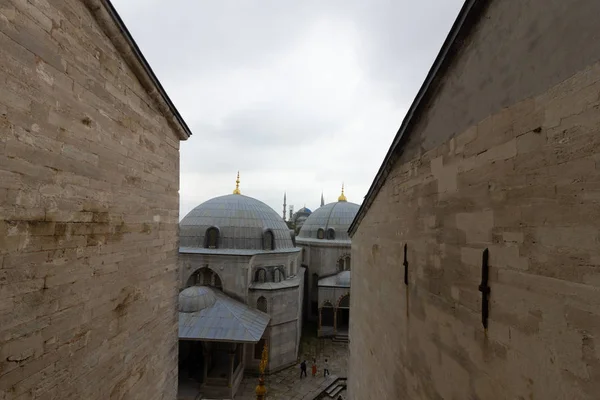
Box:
[0,1,185,399]
[348,0,600,399]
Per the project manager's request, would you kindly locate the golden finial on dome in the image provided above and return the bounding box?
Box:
[233,171,241,195]
[338,183,347,202]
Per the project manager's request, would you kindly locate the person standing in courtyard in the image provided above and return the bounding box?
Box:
[311,358,317,377]
[323,358,330,377]
[300,359,307,378]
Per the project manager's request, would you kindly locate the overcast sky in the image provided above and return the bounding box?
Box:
[112,0,464,219]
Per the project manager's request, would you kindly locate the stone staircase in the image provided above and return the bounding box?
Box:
[331,333,349,344]
[313,377,347,399]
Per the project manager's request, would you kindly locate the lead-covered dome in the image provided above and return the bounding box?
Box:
[180,194,294,250]
[179,286,216,313]
[297,200,360,241]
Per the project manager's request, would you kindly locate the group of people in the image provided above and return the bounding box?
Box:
[299,358,343,399]
[299,358,329,378]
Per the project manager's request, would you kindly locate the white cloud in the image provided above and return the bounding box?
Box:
[111,0,464,218]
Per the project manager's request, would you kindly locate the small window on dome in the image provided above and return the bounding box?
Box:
[317,228,325,239]
[205,227,219,249]
[326,228,335,240]
[263,230,275,250]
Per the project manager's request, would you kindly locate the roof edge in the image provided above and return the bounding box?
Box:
[83,0,192,140]
[348,0,488,237]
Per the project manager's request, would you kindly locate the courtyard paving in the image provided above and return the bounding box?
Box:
[234,336,348,400]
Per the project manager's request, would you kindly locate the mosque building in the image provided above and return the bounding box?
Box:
[293,185,360,340]
[285,192,321,235]
[176,173,304,398]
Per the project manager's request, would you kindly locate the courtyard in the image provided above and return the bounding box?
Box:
[177,322,348,400]
[235,333,348,399]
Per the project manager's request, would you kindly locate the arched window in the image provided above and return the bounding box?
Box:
[263,230,275,250]
[255,268,266,283]
[326,228,335,240]
[187,267,223,291]
[337,258,344,272]
[345,256,351,271]
[317,228,325,239]
[274,268,284,283]
[205,227,219,249]
[257,296,268,313]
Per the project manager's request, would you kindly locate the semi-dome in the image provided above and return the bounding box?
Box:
[180,192,294,250]
[179,286,217,313]
[297,197,360,242]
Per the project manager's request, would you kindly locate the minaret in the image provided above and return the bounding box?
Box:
[338,183,347,202]
[283,192,287,221]
[320,191,325,207]
[289,205,294,221]
[233,171,241,194]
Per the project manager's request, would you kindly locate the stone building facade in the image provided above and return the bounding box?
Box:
[177,185,303,398]
[0,1,190,399]
[348,0,600,399]
[296,188,358,337]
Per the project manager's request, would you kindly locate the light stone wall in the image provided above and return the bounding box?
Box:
[318,287,350,308]
[179,250,303,373]
[179,253,251,301]
[297,240,351,319]
[349,1,600,399]
[257,286,303,371]
[0,1,183,399]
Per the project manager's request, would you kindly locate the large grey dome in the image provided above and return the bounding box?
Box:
[180,194,294,250]
[297,200,360,241]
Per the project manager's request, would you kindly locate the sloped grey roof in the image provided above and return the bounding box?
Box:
[178,287,270,343]
[249,272,303,291]
[297,201,360,241]
[319,271,351,288]
[180,194,294,250]
[179,247,300,256]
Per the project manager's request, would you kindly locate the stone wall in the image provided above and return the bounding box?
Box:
[297,240,351,320]
[0,1,183,399]
[178,253,251,300]
[349,1,600,399]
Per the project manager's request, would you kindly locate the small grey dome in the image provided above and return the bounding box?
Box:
[336,271,351,286]
[297,201,360,241]
[180,194,294,250]
[179,286,217,313]
[296,207,312,215]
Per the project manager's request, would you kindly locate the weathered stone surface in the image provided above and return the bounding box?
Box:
[0,1,183,399]
[349,1,600,399]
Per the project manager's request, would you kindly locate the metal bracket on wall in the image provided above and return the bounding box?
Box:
[403,243,408,286]
[478,248,491,329]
